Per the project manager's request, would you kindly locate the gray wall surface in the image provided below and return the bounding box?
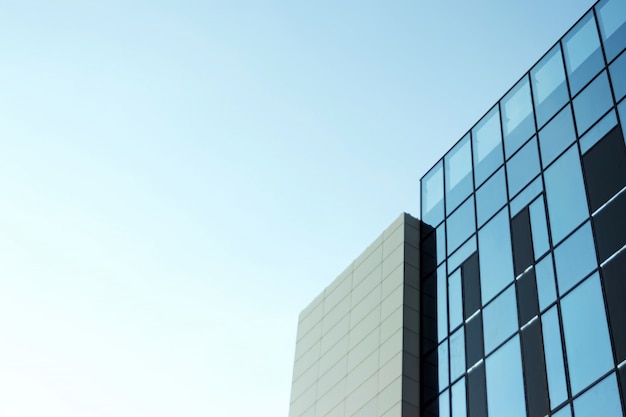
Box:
[289,213,420,417]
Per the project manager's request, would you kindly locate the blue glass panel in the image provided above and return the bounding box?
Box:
[502,76,536,158]
[449,269,464,331]
[450,327,466,382]
[554,222,598,295]
[597,0,626,61]
[536,254,557,311]
[538,104,577,167]
[447,197,475,255]
[574,373,624,417]
[451,377,467,417]
[446,134,474,214]
[573,71,614,134]
[580,110,618,153]
[422,161,444,227]
[472,106,504,186]
[544,146,589,244]
[439,339,450,392]
[436,222,447,265]
[531,45,569,127]
[507,137,540,197]
[542,306,568,409]
[483,285,518,354]
[561,273,614,395]
[476,167,507,227]
[529,197,550,259]
[510,176,543,216]
[610,51,626,101]
[620,100,626,140]
[448,236,476,273]
[479,208,515,304]
[485,336,526,417]
[438,264,448,342]
[440,389,451,417]
[553,405,572,417]
[563,12,604,95]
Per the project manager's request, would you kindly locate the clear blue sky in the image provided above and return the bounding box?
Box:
[0,1,595,416]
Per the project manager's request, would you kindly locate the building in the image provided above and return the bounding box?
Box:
[289,0,626,416]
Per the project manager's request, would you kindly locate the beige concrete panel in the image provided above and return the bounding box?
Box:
[353,236,383,277]
[345,372,378,417]
[295,322,322,360]
[324,272,353,315]
[378,351,402,390]
[405,223,420,246]
[293,340,321,380]
[291,360,319,402]
[383,214,407,239]
[401,400,420,417]
[323,400,346,417]
[379,328,402,367]
[349,306,380,349]
[404,243,420,269]
[381,283,403,322]
[380,305,402,343]
[316,378,346,417]
[404,283,420,312]
[322,297,350,335]
[381,264,403,301]
[403,305,420,334]
[346,349,379,395]
[321,313,350,354]
[317,356,348,398]
[289,381,317,417]
[403,351,420,384]
[377,376,402,416]
[351,395,378,417]
[402,376,420,408]
[299,292,324,330]
[347,326,379,372]
[382,244,404,279]
[350,284,381,327]
[289,400,316,417]
[351,265,382,307]
[382,221,404,259]
[403,328,420,358]
[318,333,348,376]
[380,400,401,417]
[404,262,420,292]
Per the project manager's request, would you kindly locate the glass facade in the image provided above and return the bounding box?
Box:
[420,1,626,416]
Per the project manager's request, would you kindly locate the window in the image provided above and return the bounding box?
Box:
[501,76,535,157]
[479,208,515,304]
[485,336,526,417]
[472,106,503,186]
[531,45,569,127]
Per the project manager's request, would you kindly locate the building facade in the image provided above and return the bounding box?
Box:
[290,0,626,416]
[420,0,626,416]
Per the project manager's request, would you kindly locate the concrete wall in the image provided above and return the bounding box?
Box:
[289,213,421,417]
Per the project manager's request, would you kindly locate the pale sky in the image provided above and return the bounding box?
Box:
[0,1,596,416]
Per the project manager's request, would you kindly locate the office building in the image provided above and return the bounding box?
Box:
[290,0,626,415]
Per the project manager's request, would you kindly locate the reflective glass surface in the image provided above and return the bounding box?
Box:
[580,110,618,153]
[475,167,507,227]
[423,161,444,226]
[482,285,518,354]
[449,269,463,331]
[563,12,604,95]
[553,405,572,417]
[440,389,451,417]
[554,222,598,294]
[451,377,467,417]
[529,197,550,259]
[447,196,475,255]
[479,208,515,304]
[510,176,543,216]
[620,100,626,136]
[611,51,626,101]
[450,327,466,382]
[542,306,568,409]
[438,264,448,342]
[472,106,503,186]
[446,134,474,214]
[507,136,540,197]
[538,104,577,167]
[561,273,614,394]
[502,76,535,157]
[439,339,450,391]
[573,373,624,417]
[596,0,626,61]
[436,222,447,265]
[544,146,589,244]
[448,237,476,273]
[536,254,557,311]
[531,45,569,127]
[573,71,614,134]
[485,336,526,417]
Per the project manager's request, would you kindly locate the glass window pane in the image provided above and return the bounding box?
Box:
[542,306,568,410]
[438,264,448,342]
[437,222,447,265]
[536,254,557,311]
[440,389,451,417]
[476,167,507,227]
[448,236,476,273]
[538,104,577,167]
[439,339,450,391]
[485,336,526,417]
[580,110,618,153]
[597,0,626,61]
[529,197,550,259]
[451,377,467,417]
[446,134,474,214]
[507,136,540,197]
[423,161,444,227]
[510,176,543,216]
[573,71,614,135]
[620,100,626,140]
[447,196,476,255]
[531,45,569,127]
[574,373,624,417]
[472,106,503,186]
[483,285,518,354]
[610,51,626,101]
[561,273,614,395]
[563,12,604,95]
[554,222,598,295]
[479,208,515,305]
[450,327,466,382]
[553,404,572,417]
[502,76,535,157]
[544,146,590,244]
[449,269,463,331]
